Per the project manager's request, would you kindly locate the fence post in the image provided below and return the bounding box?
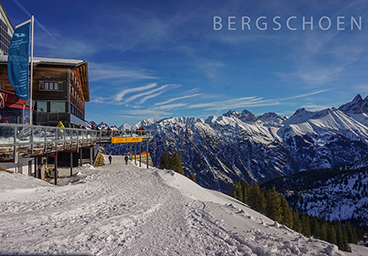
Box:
[34,157,37,177]
[146,141,149,168]
[70,152,73,176]
[79,147,82,167]
[30,126,34,155]
[54,153,58,185]
[134,143,136,165]
[139,142,141,167]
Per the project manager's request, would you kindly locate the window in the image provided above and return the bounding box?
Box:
[37,102,47,112]
[50,102,66,113]
[40,81,63,91]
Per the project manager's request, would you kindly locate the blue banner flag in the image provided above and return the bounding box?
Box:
[7,21,31,100]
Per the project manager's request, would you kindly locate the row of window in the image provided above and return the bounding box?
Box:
[39,81,62,91]
[70,104,84,120]
[36,101,66,113]
[70,84,83,106]
[0,19,11,46]
[71,71,81,89]
[0,41,9,55]
[38,80,84,109]
[36,101,84,120]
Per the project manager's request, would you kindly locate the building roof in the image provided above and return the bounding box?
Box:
[0,55,86,66]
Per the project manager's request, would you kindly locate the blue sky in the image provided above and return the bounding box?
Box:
[3,0,368,126]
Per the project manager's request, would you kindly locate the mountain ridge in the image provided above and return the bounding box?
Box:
[101,94,368,194]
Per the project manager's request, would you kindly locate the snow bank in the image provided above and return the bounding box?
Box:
[0,156,367,255]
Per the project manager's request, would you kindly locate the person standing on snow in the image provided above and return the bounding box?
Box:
[109,155,112,164]
[124,155,128,165]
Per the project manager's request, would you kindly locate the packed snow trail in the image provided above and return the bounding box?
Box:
[0,156,367,255]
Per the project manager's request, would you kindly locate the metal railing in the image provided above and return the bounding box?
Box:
[0,123,154,161]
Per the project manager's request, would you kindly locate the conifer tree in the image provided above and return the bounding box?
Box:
[301,214,311,237]
[240,180,249,205]
[158,151,170,169]
[320,221,328,241]
[189,173,197,183]
[231,180,239,200]
[158,151,185,175]
[292,210,302,233]
[312,218,321,239]
[266,187,282,222]
[254,184,267,214]
[341,225,350,252]
[334,222,344,251]
[172,152,184,175]
[280,196,293,228]
[345,221,357,244]
[352,226,358,245]
[327,225,337,245]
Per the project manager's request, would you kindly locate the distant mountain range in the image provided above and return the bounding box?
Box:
[99,94,368,194]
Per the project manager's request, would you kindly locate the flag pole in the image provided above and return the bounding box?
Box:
[29,14,34,125]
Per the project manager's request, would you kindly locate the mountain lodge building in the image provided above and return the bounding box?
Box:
[0,56,89,127]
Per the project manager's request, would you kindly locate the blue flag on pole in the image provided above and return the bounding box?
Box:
[7,21,31,100]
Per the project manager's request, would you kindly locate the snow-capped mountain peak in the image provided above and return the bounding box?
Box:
[339,94,368,126]
[257,112,286,125]
[339,94,364,114]
[103,94,368,195]
[239,109,258,123]
[222,110,241,119]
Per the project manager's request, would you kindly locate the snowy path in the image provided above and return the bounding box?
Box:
[0,155,367,255]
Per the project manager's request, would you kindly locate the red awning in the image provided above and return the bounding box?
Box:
[0,89,30,110]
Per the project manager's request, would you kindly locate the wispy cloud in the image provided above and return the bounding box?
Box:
[188,89,331,111]
[89,63,158,82]
[90,96,109,104]
[188,96,273,110]
[120,109,171,121]
[153,103,187,111]
[122,84,181,105]
[274,68,343,85]
[154,88,199,106]
[113,83,158,103]
[198,61,225,79]
[279,88,334,101]
[120,103,188,121]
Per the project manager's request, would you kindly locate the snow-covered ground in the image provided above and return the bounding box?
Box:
[0,156,367,256]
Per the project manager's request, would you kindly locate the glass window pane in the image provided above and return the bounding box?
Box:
[50,102,66,113]
[44,82,49,90]
[37,102,47,112]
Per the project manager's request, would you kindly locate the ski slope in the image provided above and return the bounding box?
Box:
[0,156,367,256]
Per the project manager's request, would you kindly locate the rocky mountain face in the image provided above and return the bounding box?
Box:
[103,94,368,194]
[339,94,368,126]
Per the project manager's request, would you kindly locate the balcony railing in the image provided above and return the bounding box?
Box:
[0,123,153,161]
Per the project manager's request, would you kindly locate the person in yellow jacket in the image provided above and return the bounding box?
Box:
[57,121,65,139]
[57,121,65,131]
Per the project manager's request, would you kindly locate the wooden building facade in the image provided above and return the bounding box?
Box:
[0,56,89,127]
